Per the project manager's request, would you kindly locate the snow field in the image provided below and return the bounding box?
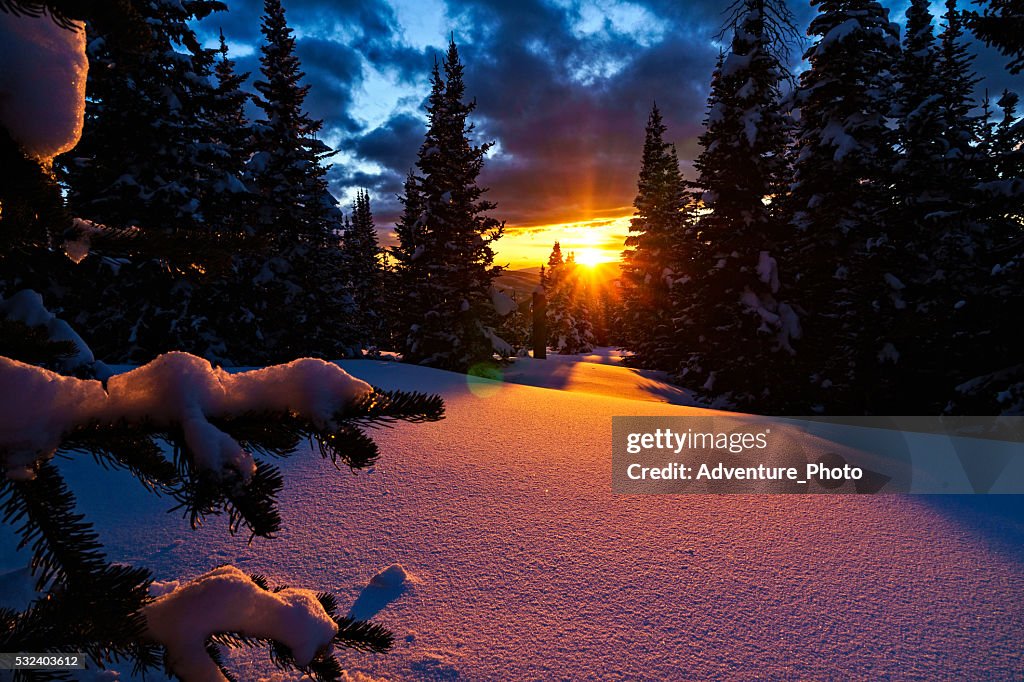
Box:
[17,357,1021,680]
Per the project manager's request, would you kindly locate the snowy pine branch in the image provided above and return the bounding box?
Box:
[340,388,446,425]
[0,345,444,676]
[717,0,802,72]
[0,461,161,668]
[0,1,78,30]
[144,566,390,682]
[0,319,78,368]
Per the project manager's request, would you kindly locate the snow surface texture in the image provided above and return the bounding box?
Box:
[9,355,1021,680]
[0,352,371,481]
[349,564,419,621]
[143,565,338,682]
[0,11,87,161]
[501,348,696,405]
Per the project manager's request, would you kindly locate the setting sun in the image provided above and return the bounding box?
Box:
[576,247,611,267]
[488,215,630,269]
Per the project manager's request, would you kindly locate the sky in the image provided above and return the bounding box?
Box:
[194,0,1021,270]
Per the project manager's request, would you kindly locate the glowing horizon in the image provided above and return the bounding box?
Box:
[379,213,632,272]
[490,213,632,271]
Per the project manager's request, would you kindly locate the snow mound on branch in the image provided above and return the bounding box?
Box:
[0,353,373,481]
[490,288,517,317]
[143,565,338,682]
[485,328,513,357]
[148,579,181,599]
[0,11,88,161]
[110,353,371,432]
[817,18,860,50]
[756,251,780,294]
[0,357,107,479]
[1,289,97,372]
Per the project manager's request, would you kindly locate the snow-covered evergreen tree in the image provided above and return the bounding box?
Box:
[238,0,359,362]
[545,245,596,354]
[396,40,505,371]
[204,29,255,235]
[966,0,1024,73]
[894,0,947,227]
[341,189,384,347]
[48,0,257,364]
[945,0,1024,413]
[619,104,689,368]
[250,0,337,246]
[788,0,901,413]
[888,0,990,410]
[387,169,427,350]
[949,87,1024,413]
[59,0,228,234]
[937,0,981,163]
[677,0,800,409]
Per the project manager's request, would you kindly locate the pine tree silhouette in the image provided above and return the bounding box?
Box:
[396,39,505,371]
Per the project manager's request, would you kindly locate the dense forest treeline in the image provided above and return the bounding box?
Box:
[618,0,1023,415]
[0,0,1022,416]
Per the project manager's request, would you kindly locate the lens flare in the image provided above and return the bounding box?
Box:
[466,362,504,398]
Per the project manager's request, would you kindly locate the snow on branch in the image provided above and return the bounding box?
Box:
[490,287,517,317]
[1,289,98,372]
[144,565,338,682]
[0,8,87,162]
[0,352,373,481]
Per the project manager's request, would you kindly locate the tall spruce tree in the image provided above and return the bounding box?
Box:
[544,244,596,354]
[341,189,384,347]
[788,0,901,413]
[244,0,357,362]
[949,86,1024,413]
[676,0,799,409]
[397,40,505,371]
[889,0,989,410]
[204,29,255,235]
[388,169,428,349]
[938,0,981,161]
[619,104,689,369]
[250,0,336,246]
[894,0,946,227]
[889,0,952,406]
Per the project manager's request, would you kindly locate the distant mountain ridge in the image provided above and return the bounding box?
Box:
[494,263,621,301]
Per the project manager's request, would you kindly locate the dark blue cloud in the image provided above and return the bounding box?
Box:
[193,0,1021,229]
[350,112,423,170]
